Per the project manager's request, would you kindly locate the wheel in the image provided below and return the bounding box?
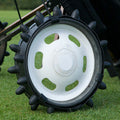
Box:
[0,41,7,65]
[0,21,9,68]
[8,8,106,113]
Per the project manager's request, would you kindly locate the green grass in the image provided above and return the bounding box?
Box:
[0,10,120,120]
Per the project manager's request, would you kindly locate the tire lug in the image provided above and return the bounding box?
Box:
[20,33,30,42]
[47,107,55,114]
[5,51,10,56]
[14,55,24,63]
[34,16,42,26]
[9,44,20,53]
[17,77,27,85]
[100,40,108,48]
[29,95,39,105]
[71,9,80,20]
[31,104,39,111]
[0,21,8,29]
[98,82,106,90]
[16,86,25,95]
[36,11,44,18]
[88,21,96,30]
[2,22,8,28]
[20,24,29,33]
[8,66,19,74]
[34,11,44,26]
[104,61,111,68]
[86,98,93,107]
[53,6,62,16]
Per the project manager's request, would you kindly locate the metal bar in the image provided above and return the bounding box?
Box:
[0,4,45,36]
[0,9,51,45]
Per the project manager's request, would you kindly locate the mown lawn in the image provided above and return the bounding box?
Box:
[0,10,120,120]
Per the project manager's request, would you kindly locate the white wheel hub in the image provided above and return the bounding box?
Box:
[54,49,77,76]
[27,23,95,102]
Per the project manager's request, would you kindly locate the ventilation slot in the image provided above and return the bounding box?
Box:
[35,52,43,69]
[65,80,79,91]
[69,35,80,47]
[83,56,87,72]
[45,33,59,44]
[42,78,56,90]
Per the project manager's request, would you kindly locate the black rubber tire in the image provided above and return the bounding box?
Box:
[9,16,104,112]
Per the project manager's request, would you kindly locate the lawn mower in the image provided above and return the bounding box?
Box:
[0,0,120,113]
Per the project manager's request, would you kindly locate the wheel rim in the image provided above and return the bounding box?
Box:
[27,23,95,102]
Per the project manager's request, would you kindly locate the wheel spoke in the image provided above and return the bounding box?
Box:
[29,68,45,83]
[59,32,69,42]
[54,81,66,93]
